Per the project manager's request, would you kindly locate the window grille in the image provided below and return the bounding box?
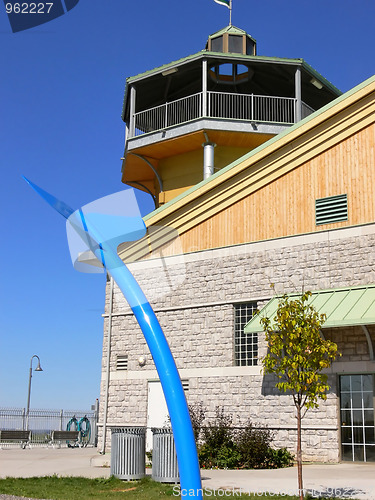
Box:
[315,194,348,225]
[234,302,258,366]
[116,355,128,371]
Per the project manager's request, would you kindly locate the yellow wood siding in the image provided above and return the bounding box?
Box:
[157,146,252,205]
[118,79,375,263]
[155,122,375,256]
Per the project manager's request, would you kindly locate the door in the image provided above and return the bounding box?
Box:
[340,374,375,462]
[146,381,170,451]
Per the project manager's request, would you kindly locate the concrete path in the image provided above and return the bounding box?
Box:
[0,448,374,499]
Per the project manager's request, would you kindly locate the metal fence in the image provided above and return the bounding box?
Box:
[132,91,314,138]
[0,407,98,447]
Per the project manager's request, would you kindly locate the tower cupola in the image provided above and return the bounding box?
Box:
[121,26,341,207]
[206,25,256,56]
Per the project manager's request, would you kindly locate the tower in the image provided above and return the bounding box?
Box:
[121,26,341,207]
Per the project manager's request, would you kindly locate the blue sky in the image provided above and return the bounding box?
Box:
[1,0,374,411]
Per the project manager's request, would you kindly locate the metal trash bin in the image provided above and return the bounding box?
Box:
[110,427,146,480]
[151,428,179,483]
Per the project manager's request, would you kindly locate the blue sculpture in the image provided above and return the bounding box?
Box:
[24,177,202,498]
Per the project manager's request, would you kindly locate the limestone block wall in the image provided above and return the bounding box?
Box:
[98,223,375,461]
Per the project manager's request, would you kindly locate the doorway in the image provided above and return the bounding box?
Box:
[340,374,375,461]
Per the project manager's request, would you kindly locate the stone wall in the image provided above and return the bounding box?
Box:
[98,223,375,461]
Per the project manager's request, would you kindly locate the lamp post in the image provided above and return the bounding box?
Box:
[25,354,43,430]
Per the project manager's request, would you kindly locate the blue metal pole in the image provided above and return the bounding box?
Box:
[86,222,202,498]
[23,177,202,498]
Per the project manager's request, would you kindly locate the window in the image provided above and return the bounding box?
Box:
[116,355,128,371]
[228,35,243,54]
[211,36,223,52]
[340,374,375,462]
[234,302,258,366]
[315,194,348,225]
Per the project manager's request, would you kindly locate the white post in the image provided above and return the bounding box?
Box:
[129,86,136,137]
[295,67,302,123]
[202,60,208,117]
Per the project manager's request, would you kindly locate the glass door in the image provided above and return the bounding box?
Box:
[340,374,375,462]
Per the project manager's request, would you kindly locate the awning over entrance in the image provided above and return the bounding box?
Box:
[244,284,375,334]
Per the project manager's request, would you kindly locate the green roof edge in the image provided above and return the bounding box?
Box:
[144,74,375,223]
[244,283,375,333]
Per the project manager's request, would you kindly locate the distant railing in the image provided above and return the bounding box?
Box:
[301,101,315,120]
[0,407,98,447]
[132,91,314,138]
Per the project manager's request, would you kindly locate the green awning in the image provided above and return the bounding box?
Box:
[244,284,375,334]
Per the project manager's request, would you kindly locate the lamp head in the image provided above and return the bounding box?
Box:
[35,361,43,372]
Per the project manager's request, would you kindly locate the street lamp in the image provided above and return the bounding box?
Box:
[25,354,43,430]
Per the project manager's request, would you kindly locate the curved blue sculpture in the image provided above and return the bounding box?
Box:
[23,177,202,498]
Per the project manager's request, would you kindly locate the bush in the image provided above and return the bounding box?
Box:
[189,402,206,442]
[193,405,295,470]
[265,447,295,468]
[235,420,273,468]
[199,407,240,469]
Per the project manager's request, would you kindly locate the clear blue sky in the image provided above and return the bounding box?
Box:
[1,0,374,411]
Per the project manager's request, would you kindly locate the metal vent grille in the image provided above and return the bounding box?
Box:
[181,380,189,392]
[315,194,348,225]
[116,355,128,371]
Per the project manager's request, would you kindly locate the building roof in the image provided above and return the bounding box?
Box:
[118,74,375,264]
[122,43,341,121]
[244,284,375,334]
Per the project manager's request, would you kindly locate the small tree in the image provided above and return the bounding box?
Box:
[260,291,339,500]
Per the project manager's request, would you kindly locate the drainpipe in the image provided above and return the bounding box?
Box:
[100,276,114,454]
[202,134,216,180]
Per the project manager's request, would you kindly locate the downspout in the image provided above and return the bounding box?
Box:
[100,276,114,454]
[202,132,216,180]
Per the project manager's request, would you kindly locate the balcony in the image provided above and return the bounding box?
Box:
[128,91,314,140]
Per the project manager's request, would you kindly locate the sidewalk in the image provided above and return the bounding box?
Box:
[0,448,374,499]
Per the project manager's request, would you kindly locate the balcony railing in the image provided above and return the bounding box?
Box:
[131,91,314,138]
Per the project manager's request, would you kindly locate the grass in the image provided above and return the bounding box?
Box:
[0,475,304,499]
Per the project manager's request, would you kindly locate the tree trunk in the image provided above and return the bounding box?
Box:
[296,405,304,500]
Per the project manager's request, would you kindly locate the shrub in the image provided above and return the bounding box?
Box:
[199,407,240,469]
[265,447,295,468]
[235,420,274,468]
[189,401,206,442]
[192,405,294,470]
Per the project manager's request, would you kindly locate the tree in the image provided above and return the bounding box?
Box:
[260,291,339,500]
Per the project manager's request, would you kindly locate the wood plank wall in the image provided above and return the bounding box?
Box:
[160,122,375,256]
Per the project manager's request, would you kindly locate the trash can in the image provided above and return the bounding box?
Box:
[110,427,146,480]
[151,428,179,483]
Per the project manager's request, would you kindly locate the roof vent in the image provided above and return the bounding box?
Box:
[315,194,348,225]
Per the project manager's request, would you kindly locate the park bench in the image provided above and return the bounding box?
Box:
[0,430,31,449]
[49,430,80,448]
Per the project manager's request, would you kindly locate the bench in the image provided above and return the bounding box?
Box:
[0,430,31,449]
[49,430,80,448]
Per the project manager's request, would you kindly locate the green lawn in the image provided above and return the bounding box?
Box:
[0,476,302,499]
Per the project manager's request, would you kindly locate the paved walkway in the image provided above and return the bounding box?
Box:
[0,448,374,499]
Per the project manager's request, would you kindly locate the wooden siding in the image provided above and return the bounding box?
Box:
[155,122,375,256]
[118,79,375,263]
